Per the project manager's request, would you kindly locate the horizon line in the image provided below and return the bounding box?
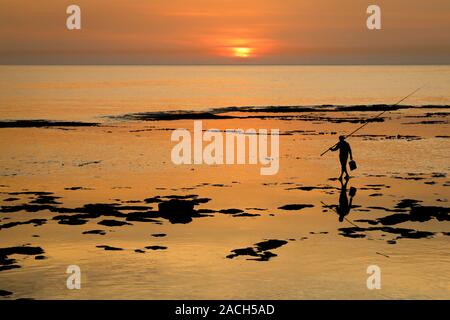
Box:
[1,63,449,67]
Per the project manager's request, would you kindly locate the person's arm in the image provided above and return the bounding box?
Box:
[348,143,353,160]
[330,144,339,152]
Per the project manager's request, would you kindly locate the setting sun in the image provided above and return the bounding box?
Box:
[232,47,253,58]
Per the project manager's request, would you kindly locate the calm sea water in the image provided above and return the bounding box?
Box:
[0,65,449,121]
[0,65,449,299]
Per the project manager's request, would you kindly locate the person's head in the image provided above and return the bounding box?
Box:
[339,135,345,142]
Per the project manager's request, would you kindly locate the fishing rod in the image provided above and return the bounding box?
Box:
[320,85,425,157]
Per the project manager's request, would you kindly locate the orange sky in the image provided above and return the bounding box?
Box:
[0,0,449,64]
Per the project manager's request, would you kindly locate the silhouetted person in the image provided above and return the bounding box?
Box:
[330,135,353,180]
[336,179,356,222]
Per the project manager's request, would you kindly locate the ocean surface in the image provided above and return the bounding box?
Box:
[0,65,449,121]
[0,65,449,299]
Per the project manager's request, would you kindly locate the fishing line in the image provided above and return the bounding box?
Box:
[320,85,425,157]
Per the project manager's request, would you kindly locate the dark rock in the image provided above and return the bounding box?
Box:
[278,204,314,211]
[82,230,106,235]
[226,239,288,261]
[232,213,261,217]
[255,239,288,251]
[0,219,47,230]
[144,246,167,250]
[158,199,194,214]
[0,245,45,272]
[219,208,244,214]
[98,219,132,227]
[96,245,123,251]
[0,120,98,128]
[0,289,13,296]
[30,195,62,205]
[226,247,259,259]
[125,211,161,223]
[3,197,19,202]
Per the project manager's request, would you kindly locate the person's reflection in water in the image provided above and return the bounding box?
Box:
[336,179,357,222]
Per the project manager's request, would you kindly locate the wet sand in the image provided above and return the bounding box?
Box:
[0,104,449,299]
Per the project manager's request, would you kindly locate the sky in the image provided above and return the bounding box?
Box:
[0,0,449,64]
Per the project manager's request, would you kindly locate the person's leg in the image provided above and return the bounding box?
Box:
[340,156,349,180]
[344,165,350,180]
[339,162,345,180]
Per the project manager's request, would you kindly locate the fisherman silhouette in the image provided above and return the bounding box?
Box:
[329,135,353,180]
[336,179,356,222]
